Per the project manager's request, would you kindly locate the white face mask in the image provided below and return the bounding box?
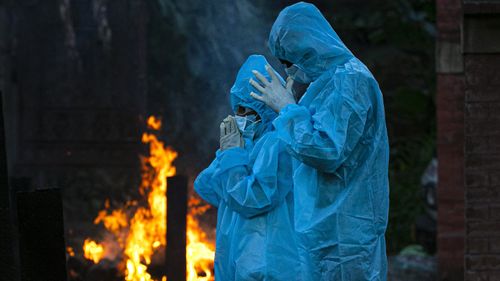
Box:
[285,64,313,84]
[234,114,262,139]
[235,114,258,131]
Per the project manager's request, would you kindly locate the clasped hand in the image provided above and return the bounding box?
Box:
[220,115,244,151]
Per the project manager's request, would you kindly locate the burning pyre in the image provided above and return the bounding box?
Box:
[78,116,215,281]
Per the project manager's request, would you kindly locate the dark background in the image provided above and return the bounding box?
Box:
[0,0,436,258]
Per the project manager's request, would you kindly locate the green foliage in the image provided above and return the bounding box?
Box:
[400,244,429,257]
[387,135,435,253]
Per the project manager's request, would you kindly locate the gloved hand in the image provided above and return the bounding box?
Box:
[220,115,244,151]
[249,65,296,113]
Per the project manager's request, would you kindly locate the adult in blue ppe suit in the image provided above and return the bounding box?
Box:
[250,2,389,280]
[194,54,299,281]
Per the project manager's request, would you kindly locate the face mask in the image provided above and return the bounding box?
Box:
[285,64,313,84]
[243,120,264,140]
[235,114,258,131]
[234,115,263,140]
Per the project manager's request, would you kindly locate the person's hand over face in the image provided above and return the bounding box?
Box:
[249,65,296,113]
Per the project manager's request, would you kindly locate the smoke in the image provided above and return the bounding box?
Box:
[147,0,287,177]
[101,232,123,261]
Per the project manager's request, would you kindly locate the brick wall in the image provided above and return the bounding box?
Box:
[437,0,500,280]
[463,2,500,280]
[436,0,465,280]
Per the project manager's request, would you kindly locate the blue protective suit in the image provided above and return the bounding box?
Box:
[194,55,299,281]
[268,2,390,280]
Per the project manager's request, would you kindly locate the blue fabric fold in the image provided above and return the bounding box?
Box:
[194,55,299,280]
[268,2,390,280]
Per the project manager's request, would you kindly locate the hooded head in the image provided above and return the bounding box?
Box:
[230,55,282,136]
[269,2,354,81]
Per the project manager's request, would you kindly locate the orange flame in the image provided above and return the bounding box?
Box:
[147,116,162,130]
[83,239,104,264]
[94,207,128,233]
[123,117,176,281]
[81,116,215,281]
[187,198,215,281]
[67,246,75,257]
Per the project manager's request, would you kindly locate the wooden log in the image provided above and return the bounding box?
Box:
[0,89,18,280]
[17,189,67,281]
[166,175,187,281]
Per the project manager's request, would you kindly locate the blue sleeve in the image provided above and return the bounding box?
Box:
[213,135,293,218]
[273,73,372,173]
[194,159,222,207]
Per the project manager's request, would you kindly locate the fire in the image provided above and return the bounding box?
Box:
[67,246,75,257]
[147,115,162,130]
[80,116,215,281]
[187,198,214,281]
[122,119,177,281]
[94,204,128,233]
[83,239,104,264]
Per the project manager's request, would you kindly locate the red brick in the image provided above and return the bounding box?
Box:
[467,204,490,220]
[466,170,490,188]
[466,136,493,154]
[439,97,465,113]
[437,75,465,101]
[439,202,465,225]
[465,270,490,281]
[491,205,500,220]
[439,181,465,196]
[491,186,500,202]
[491,140,500,154]
[466,89,500,103]
[440,217,466,234]
[465,58,500,104]
[490,271,500,281]
[490,237,500,253]
[439,145,464,160]
[438,118,464,134]
[468,222,500,237]
[490,103,500,120]
[440,127,464,142]
[437,101,463,117]
[468,238,489,253]
[492,174,500,186]
[466,121,500,136]
[466,272,490,281]
[466,154,500,170]
[437,0,462,41]
[439,164,464,192]
[465,56,500,85]
[467,255,500,270]
[464,2,500,14]
[438,112,465,131]
[466,103,490,120]
[439,186,465,201]
[441,263,465,281]
[467,187,493,203]
[437,6,466,275]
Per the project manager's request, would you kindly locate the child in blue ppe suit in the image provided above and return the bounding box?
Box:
[194,55,299,281]
[250,2,390,281]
